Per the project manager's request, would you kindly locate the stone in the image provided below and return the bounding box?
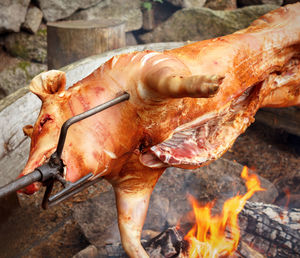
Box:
[4,30,47,64]
[73,245,99,258]
[139,5,278,43]
[0,0,30,34]
[72,158,278,249]
[238,0,283,6]
[205,0,237,10]
[0,59,47,99]
[72,187,120,248]
[283,0,299,4]
[69,0,142,32]
[22,6,43,34]
[166,0,206,8]
[126,32,138,46]
[37,0,106,22]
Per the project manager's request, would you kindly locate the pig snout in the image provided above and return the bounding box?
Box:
[17,176,41,195]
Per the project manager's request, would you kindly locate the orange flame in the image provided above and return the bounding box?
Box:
[279,188,290,221]
[184,166,265,258]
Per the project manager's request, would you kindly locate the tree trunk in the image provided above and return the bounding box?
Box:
[142,9,155,31]
[47,19,126,69]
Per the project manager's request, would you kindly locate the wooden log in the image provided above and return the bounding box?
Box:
[47,19,126,69]
[255,107,300,137]
[142,9,155,31]
[138,202,300,257]
[239,202,300,257]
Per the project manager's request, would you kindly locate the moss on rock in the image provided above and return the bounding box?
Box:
[4,31,47,64]
[0,59,47,99]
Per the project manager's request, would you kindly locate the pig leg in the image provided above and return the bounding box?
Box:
[108,155,165,257]
[261,61,300,108]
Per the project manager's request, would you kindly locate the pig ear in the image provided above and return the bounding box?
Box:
[29,70,66,100]
[23,125,33,138]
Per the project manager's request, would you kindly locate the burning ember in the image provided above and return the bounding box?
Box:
[184,166,265,258]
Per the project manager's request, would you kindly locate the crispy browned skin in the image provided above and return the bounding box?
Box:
[20,4,300,257]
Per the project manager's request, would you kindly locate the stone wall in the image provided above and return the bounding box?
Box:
[0,0,293,100]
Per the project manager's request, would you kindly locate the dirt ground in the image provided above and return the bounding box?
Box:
[224,121,300,207]
[0,121,299,258]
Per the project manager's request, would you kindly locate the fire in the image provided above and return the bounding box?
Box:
[184,166,264,258]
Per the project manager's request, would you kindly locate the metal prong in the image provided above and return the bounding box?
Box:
[56,92,130,159]
[48,173,93,203]
[48,175,103,207]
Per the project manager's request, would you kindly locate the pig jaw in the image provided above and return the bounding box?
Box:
[18,147,57,194]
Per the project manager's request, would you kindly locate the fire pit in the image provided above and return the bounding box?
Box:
[72,159,300,257]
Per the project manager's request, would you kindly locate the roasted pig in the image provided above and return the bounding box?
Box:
[19,4,300,257]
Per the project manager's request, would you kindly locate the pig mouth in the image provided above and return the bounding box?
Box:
[18,147,62,194]
[148,84,261,168]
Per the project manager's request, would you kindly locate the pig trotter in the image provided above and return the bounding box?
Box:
[109,155,165,257]
[115,190,151,257]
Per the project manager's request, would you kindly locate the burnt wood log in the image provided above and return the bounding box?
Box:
[255,107,300,137]
[47,19,126,69]
[239,202,300,257]
[143,202,300,257]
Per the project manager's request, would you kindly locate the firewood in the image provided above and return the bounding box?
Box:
[239,202,300,257]
[140,202,300,257]
[237,241,265,258]
[47,19,126,69]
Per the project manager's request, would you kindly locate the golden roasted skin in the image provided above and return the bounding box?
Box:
[20,4,300,257]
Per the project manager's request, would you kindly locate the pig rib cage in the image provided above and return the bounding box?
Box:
[0,92,130,209]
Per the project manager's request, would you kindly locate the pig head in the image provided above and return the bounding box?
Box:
[19,3,300,258]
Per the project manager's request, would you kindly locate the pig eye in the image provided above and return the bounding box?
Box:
[40,115,53,128]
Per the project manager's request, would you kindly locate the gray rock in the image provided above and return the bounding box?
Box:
[205,0,237,10]
[72,187,120,248]
[69,0,142,32]
[0,0,30,34]
[238,0,283,7]
[0,59,47,99]
[37,0,106,22]
[73,245,99,258]
[283,0,299,4]
[139,4,278,43]
[22,6,43,34]
[126,32,138,46]
[4,30,47,63]
[166,0,206,8]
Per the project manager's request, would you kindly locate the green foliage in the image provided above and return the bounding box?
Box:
[142,2,152,10]
[37,28,47,37]
[142,0,163,10]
